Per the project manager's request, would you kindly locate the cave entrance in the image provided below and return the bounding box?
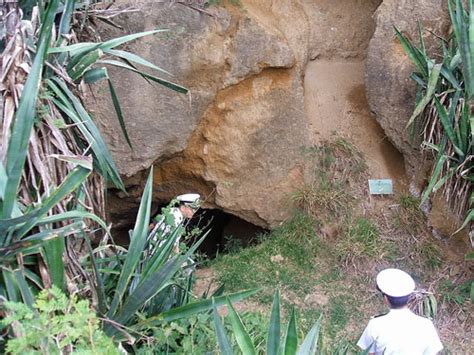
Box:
[188,209,268,258]
[109,204,268,258]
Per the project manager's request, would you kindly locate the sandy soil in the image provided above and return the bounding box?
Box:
[304,59,407,189]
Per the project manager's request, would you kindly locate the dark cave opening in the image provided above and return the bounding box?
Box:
[187,208,268,258]
[111,205,268,258]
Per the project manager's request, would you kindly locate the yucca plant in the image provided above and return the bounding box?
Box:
[211,289,322,355]
[0,0,188,306]
[395,0,473,240]
[58,167,255,342]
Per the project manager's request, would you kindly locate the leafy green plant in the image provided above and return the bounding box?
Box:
[213,289,323,355]
[134,312,218,354]
[395,0,473,234]
[0,0,189,308]
[1,286,118,354]
[134,309,268,354]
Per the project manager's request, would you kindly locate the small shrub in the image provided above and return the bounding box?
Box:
[439,279,473,306]
[419,242,443,269]
[1,287,117,354]
[134,310,267,354]
[223,234,244,254]
[134,313,218,354]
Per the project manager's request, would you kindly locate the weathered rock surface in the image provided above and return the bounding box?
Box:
[91,1,307,228]
[366,0,449,180]
[92,0,382,229]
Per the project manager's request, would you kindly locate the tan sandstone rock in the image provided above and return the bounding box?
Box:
[90,0,385,230]
[365,0,449,182]
[91,1,310,228]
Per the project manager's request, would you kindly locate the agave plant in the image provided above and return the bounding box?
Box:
[395,0,473,240]
[211,290,321,355]
[66,167,255,341]
[0,0,187,305]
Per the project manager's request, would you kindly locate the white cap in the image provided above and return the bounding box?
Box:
[376,268,415,297]
[176,193,200,204]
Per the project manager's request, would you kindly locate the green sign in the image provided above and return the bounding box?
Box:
[368,179,393,195]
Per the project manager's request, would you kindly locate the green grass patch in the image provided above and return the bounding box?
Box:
[322,293,363,351]
[328,296,349,334]
[317,265,343,285]
[394,194,425,233]
[336,217,379,259]
[439,279,473,305]
[419,241,443,269]
[209,213,320,303]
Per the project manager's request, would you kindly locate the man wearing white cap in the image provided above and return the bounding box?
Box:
[168,193,201,227]
[151,193,201,252]
[357,268,443,355]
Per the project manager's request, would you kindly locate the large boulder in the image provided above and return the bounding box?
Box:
[90,1,310,229]
[91,0,384,229]
[366,0,449,181]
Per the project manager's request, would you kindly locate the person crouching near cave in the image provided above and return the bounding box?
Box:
[150,193,201,254]
[357,268,443,355]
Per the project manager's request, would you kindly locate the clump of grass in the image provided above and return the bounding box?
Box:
[292,179,352,218]
[418,241,443,269]
[209,213,319,303]
[394,194,425,234]
[336,217,398,265]
[294,137,367,220]
[439,279,473,306]
[331,137,368,176]
[301,137,367,183]
[318,266,343,285]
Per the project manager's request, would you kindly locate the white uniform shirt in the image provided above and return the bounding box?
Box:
[156,207,183,232]
[357,308,443,355]
[153,207,184,251]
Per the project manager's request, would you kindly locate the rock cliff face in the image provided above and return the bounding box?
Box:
[93,0,382,229]
[366,0,449,182]
[92,0,448,230]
